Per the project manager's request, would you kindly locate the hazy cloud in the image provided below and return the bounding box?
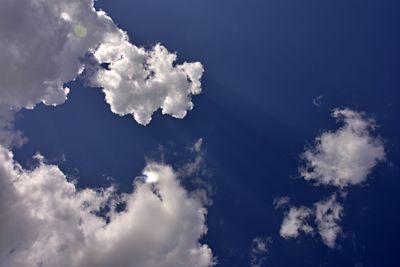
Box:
[250,237,272,267]
[273,196,290,210]
[312,95,323,107]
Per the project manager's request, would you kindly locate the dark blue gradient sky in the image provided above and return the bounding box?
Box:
[14,0,400,266]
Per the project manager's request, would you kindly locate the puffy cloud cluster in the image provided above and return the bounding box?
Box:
[279,195,343,248]
[0,0,203,127]
[279,108,385,248]
[0,145,214,267]
[0,1,210,265]
[92,37,204,125]
[300,108,385,187]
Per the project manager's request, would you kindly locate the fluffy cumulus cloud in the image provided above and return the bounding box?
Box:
[279,195,343,248]
[300,108,385,187]
[280,206,313,239]
[0,1,211,265]
[250,237,272,267]
[92,38,204,125]
[0,0,203,127]
[0,145,214,267]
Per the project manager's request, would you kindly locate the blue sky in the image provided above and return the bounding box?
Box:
[1,0,400,266]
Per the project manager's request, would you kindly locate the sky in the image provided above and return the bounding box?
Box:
[1,0,400,266]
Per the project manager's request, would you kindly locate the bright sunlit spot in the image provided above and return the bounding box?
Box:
[142,171,159,183]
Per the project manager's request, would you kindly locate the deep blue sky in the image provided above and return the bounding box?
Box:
[14,0,400,266]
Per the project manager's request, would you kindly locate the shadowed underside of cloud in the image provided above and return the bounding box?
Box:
[0,107,26,148]
[0,145,214,267]
[0,0,203,128]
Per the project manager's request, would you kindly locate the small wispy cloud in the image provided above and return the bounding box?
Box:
[250,237,272,267]
[312,95,323,107]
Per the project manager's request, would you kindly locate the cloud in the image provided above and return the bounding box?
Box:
[279,194,343,248]
[0,0,203,127]
[0,145,214,267]
[192,138,204,153]
[312,95,323,107]
[273,196,290,210]
[91,40,204,125]
[300,108,385,187]
[179,138,207,177]
[314,194,343,248]
[250,237,272,267]
[0,107,26,148]
[278,108,386,248]
[280,206,313,239]
[0,1,210,265]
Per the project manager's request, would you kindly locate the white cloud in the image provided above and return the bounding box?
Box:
[250,237,272,267]
[314,194,343,248]
[278,108,386,248]
[280,206,313,239]
[273,196,290,210]
[0,0,203,127]
[92,38,204,125]
[0,0,93,110]
[0,1,210,265]
[300,108,385,187]
[279,194,343,248]
[0,145,214,267]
